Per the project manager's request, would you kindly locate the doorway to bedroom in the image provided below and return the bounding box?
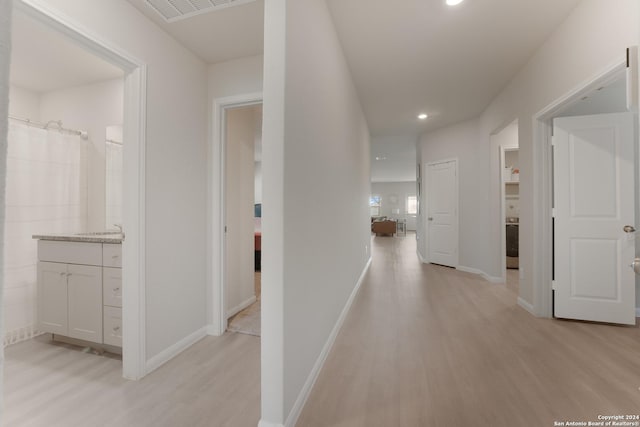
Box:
[224,103,263,337]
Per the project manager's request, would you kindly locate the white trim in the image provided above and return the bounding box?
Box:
[145,326,208,375]
[258,422,284,427]
[14,0,147,380]
[532,59,626,319]
[226,296,257,319]
[517,297,535,316]
[416,249,427,264]
[456,265,503,283]
[636,307,640,318]
[282,258,372,427]
[208,92,263,337]
[424,158,459,267]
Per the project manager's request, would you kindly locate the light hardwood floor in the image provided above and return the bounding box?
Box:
[5,236,640,426]
[3,332,260,426]
[297,234,640,426]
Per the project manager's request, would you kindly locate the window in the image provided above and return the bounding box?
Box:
[370,195,381,216]
[407,196,418,215]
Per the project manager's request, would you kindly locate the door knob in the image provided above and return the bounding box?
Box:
[623,225,636,233]
[630,258,640,274]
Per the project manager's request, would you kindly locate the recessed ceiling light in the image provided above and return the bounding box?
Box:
[418,113,428,120]
[446,0,464,5]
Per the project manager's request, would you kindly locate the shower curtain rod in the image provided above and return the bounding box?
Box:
[8,115,89,140]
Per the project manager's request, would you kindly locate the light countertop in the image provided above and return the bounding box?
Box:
[32,232,124,244]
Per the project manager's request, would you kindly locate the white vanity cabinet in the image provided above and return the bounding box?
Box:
[36,239,122,348]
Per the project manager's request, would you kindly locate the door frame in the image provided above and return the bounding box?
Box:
[532,58,627,318]
[424,158,459,268]
[14,0,148,379]
[209,92,263,336]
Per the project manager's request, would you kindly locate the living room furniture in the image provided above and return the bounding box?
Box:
[372,220,397,236]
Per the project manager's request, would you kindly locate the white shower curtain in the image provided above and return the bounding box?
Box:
[2,121,87,346]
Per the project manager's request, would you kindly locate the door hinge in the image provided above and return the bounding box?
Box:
[552,208,557,218]
[224,226,227,233]
[552,280,557,291]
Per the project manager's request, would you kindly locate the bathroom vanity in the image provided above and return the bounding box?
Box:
[33,232,123,351]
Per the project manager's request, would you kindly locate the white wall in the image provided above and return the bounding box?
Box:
[8,84,40,119]
[208,54,264,100]
[225,106,257,318]
[371,134,417,182]
[417,0,640,307]
[371,181,417,231]
[262,0,371,425]
[32,0,210,362]
[39,78,123,231]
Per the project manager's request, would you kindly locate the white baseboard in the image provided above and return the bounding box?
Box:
[226,295,257,318]
[145,326,208,375]
[456,265,503,283]
[283,257,372,427]
[518,297,535,315]
[258,421,284,427]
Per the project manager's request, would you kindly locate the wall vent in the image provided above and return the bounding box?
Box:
[145,0,258,23]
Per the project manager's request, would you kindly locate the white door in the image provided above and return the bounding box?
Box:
[553,112,636,325]
[427,160,458,267]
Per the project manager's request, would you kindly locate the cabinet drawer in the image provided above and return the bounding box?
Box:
[38,241,102,266]
[103,244,122,268]
[103,306,122,347]
[103,267,122,308]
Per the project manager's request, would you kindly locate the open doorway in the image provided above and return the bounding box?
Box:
[533,59,639,322]
[2,6,147,414]
[224,104,263,336]
[209,92,263,338]
[492,120,519,291]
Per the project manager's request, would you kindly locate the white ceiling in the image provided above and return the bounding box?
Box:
[126,0,264,64]
[9,10,123,93]
[326,0,582,137]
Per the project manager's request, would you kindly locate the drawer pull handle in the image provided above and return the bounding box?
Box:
[113,326,120,332]
[113,287,120,292]
[60,272,66,277]
[112,255,119,259]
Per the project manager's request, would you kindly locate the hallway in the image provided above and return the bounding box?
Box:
[298,235,640,426]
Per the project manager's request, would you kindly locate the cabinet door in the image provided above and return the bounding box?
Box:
[37,262,68,335]
[67,264,103,343]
